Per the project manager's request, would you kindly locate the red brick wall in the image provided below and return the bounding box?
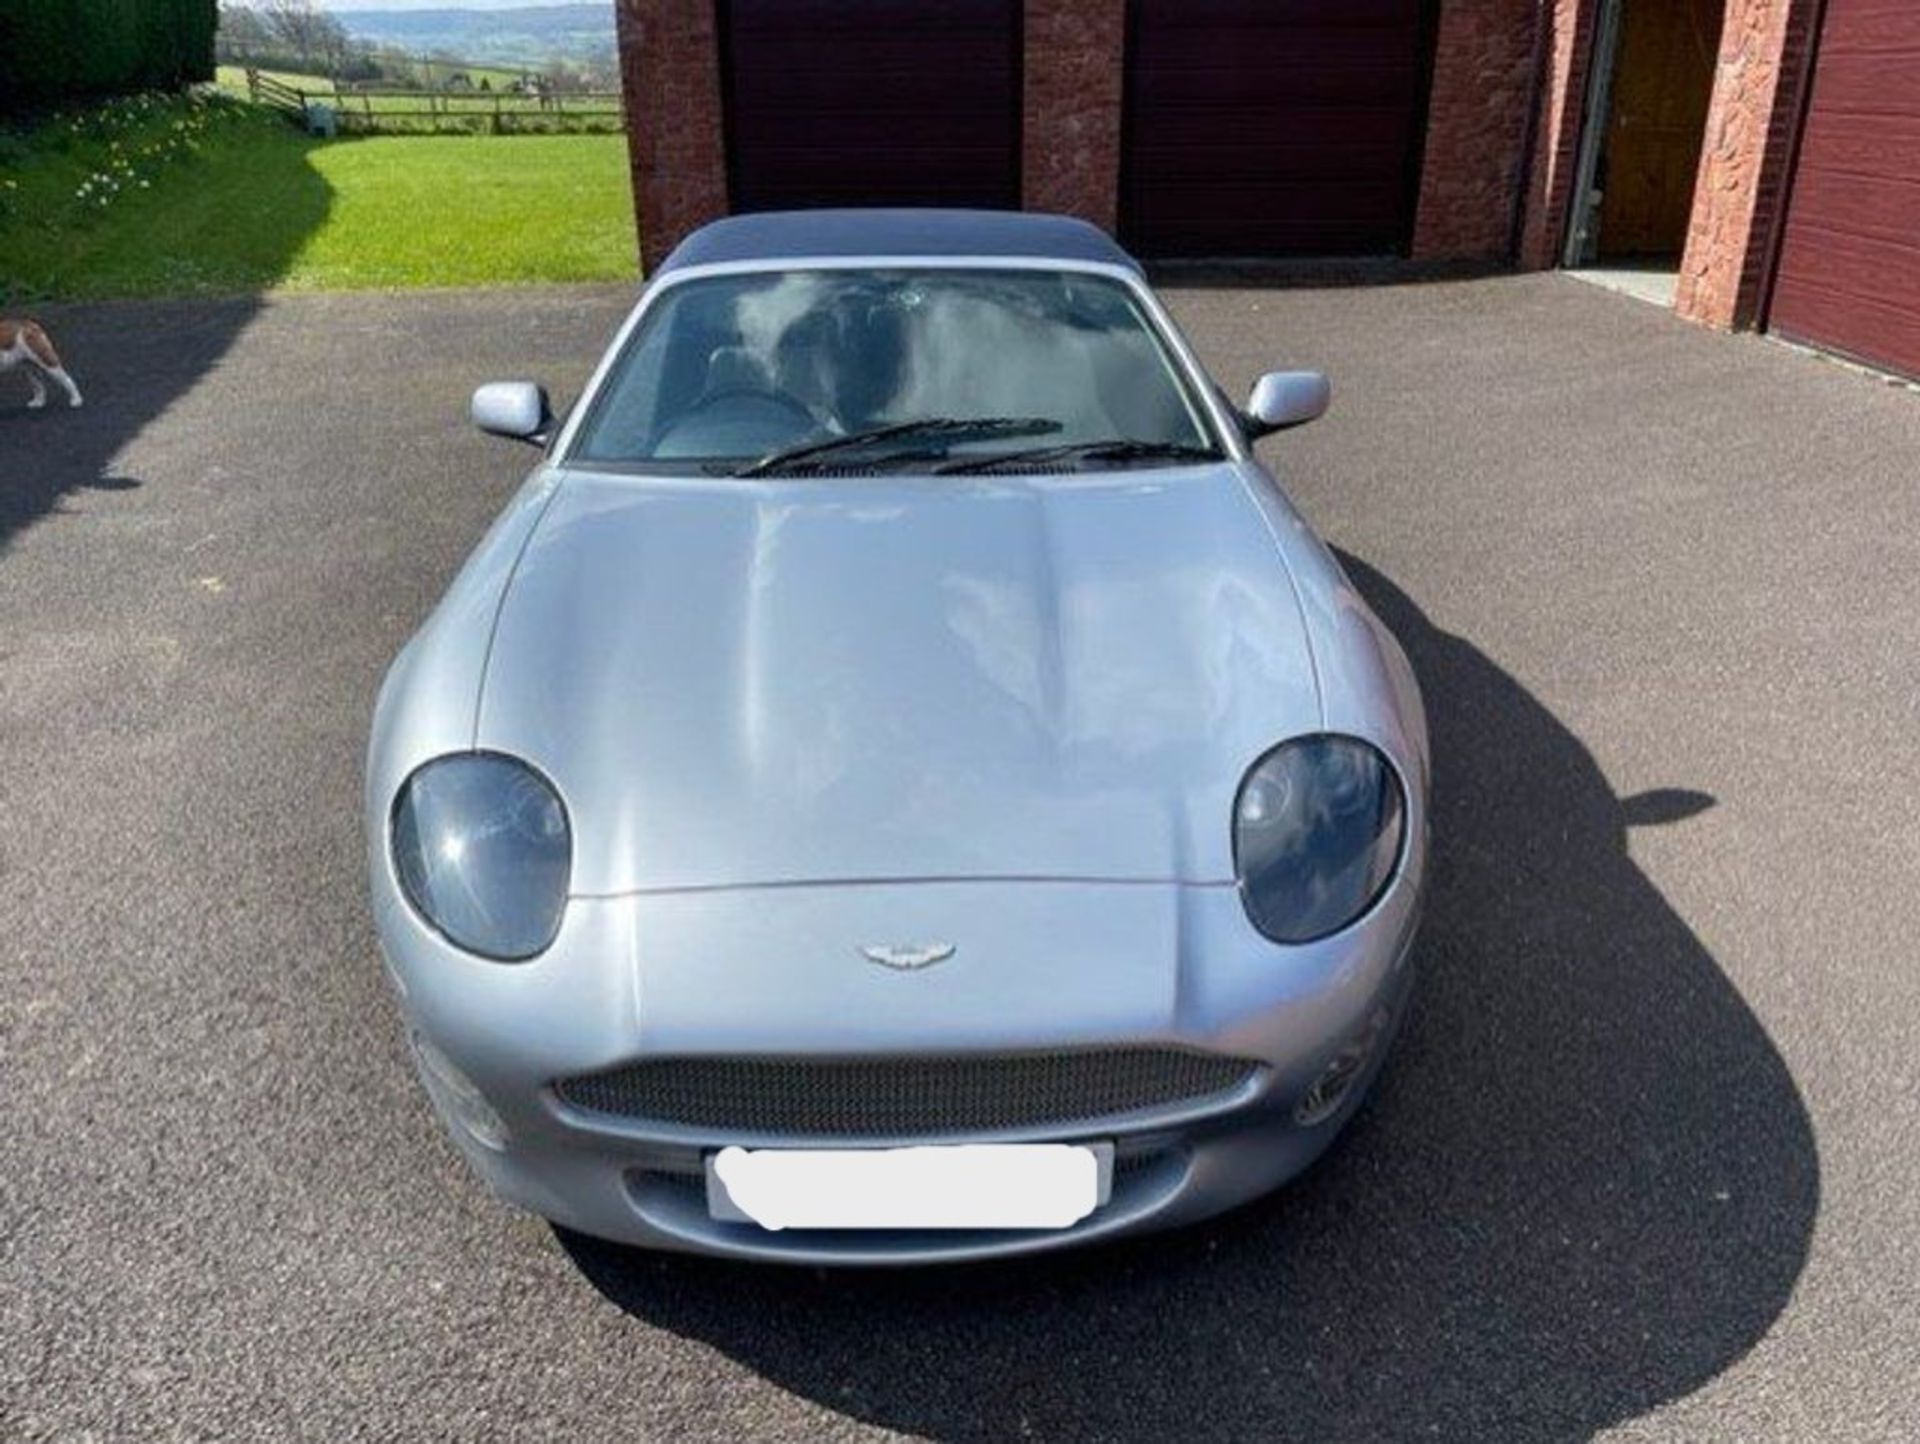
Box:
[609,0,1602,273]
[1675,0,1822,329]
[1414,0,1819,329]
[615,0,729,273]
[1022,0,1125,230]
[1410,0,1610,270]
[607,0,1812,318]
[1413,0,1541,260]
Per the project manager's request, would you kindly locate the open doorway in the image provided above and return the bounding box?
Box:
[1563,0,1723,306]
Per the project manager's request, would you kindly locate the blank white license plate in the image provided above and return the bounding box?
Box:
[706,1142,1114,1231]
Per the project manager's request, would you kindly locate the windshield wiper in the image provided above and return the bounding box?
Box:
[734,417,1062,477]
[936,439,1222,475]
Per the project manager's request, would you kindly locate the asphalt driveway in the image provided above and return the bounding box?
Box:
[2,276,1917,1440]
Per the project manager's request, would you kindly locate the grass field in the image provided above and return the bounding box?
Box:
[411,58,535,91]
[215,61,536,96]
[0,91,638,301]
[213,64,621,134]
[214,64,332,97]
[215,63,591,110]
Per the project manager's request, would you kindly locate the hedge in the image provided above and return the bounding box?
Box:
[0,1,217,114]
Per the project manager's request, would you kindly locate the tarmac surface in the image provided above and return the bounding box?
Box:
[3,275,1917,1439]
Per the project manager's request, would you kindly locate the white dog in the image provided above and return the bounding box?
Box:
[1,319,84,409]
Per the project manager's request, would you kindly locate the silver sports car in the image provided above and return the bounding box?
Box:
[366,210,1428,1264]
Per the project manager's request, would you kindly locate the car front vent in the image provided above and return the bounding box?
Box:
[555,1048,1264,1139]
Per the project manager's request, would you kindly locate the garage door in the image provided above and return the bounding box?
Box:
[1767,0,1920,380]
[1121,0,1433,258]
[721,0,1020,214]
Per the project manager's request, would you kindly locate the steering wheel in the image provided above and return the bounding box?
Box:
[652,388,820,458]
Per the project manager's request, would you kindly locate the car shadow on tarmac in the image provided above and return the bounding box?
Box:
[560,552,1818,1441]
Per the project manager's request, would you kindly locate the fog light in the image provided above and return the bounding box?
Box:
[410,1031,508,1150]
[1295,1008,1390,1126]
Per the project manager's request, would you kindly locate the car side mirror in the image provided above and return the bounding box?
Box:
[1243,370,1331,437]
[472,381,553,445]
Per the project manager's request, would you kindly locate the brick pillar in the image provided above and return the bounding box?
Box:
[1516,0,1604,270]
[1412,0,1542,261]
[1021,0,1125,231]
[1674,0,1822,330]
[615,0,729,273]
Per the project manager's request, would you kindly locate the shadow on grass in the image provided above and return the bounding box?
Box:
[0,108,331,553]
[559,553,1817,1440]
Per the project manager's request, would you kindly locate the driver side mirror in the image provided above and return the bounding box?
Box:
[1243,370,1330,437]
[472,381,553,446]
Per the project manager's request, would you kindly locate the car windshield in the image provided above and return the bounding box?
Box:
[567,268,1221,472]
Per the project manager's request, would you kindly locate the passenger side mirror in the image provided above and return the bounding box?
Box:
[472,381,553,445]
[1243,370,1331,437]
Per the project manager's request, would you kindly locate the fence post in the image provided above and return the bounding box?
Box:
[247,68,259,104]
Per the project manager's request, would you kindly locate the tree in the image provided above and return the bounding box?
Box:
[257,0,349,78]
[541,59,586,96]
[372,45,420,87]
[581,55,620,91]
[215,3,275,62]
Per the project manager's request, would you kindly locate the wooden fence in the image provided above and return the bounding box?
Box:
[247,69,305,121]
[243,68,623,135]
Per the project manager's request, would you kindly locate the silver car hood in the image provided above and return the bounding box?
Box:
[476,463,1322,894]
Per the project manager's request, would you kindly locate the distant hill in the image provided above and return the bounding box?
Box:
[335,5,615,64]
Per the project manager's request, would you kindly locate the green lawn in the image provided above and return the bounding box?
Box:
[0,91,638,301]
[296,132,635,289]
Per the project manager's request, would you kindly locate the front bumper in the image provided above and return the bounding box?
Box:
[372,860,1422,1265]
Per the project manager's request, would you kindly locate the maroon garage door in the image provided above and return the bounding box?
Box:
[721,0,1021,214]
[1121,0,1434,258]
[1767,0,1920,380]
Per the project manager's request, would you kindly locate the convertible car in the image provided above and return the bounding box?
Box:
[366,210,1428,1263]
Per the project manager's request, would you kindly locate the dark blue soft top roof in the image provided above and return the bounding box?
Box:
[656,209,1142,277]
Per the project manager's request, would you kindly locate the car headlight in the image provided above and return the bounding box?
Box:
[1233,735,1406,944]
[390,753,571,960]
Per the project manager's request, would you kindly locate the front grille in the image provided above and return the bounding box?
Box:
[557,1048,1262,1138]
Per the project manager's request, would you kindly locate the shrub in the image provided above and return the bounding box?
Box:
[0,1,218,114]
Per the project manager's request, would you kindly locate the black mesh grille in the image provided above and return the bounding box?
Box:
[557,1049,1262,1138]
